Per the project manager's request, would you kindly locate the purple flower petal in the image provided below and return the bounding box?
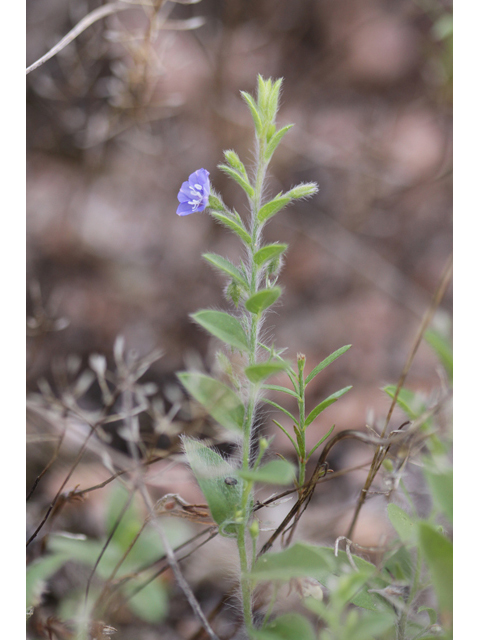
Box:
[176,202,195,216]
[176,168,211,216]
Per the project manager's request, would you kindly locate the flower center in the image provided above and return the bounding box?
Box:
[188,186,204,211]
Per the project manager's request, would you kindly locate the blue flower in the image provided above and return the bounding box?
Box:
[176,168,211,216]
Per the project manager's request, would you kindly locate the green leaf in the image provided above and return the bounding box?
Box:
[304,386,352,427]
[239,459,296,485]
[26,554,68,609]
[330,570,375,610]
[265,125,294,161]
[305,345,352,385]
[182,437,244,530]
[262,384,299,398]
[424,468,453,522]
[250,543,387,610]
[418,522,453,614]
[245,361,287,384]
[383,386,425,420]
[240,91,262,135]
[253,244,288,268]
[266,78,283,124]
[345,611,396,640]
[223,149,249,179]
[425,329,453,382]
[257,196,292,224]
[209,210,252,245]
[384,545,414,581]
[192,310,249,352]
[203,253,248,288]
[306,424,335,460]
[272,419,300,455]
[124,575,168,623]
[418,606,437,625]
[218,164,255,198]
[264,398,299,426]
[285,183,319,200]
[249,543,336,583]
[387,504,416,543]
[250,613,315,640]
[48,535,121,579]
[178,372,244,433]
[245,287,282,314]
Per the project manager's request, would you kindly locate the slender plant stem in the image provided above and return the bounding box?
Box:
[235,131,271,632]
[297,359,307,487]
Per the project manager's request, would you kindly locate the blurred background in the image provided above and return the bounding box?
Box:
[26,0,452,637]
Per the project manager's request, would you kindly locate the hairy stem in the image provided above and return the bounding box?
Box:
[236,132,270,631]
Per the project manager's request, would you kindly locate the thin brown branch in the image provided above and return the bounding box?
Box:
[26,387,123,547]
[26,421,67,501]
[346,253,452,539]
[258,429,397,556]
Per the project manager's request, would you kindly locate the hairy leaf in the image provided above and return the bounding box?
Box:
[178,372,244,433]
[253,244,288,268]
[265,125,294,161]
[192,310,249,352]
[245,361,287,384]
[245,287,282,314]
[257,196,291,224]
[239,459,296,485]
[203,253,248,287]
[182,437,244,530]
[218,164,255,198]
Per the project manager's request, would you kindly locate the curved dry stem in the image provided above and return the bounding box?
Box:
[346,253,452,539]
[26,2,135,75]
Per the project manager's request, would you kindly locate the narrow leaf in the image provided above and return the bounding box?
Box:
[263,384,299,398]
[383,386,425,420]
[265,124,294,161]
[273,419,300,455]
[240,91,262,135]
[253,244,288,267]
[245,287,282,314]
[285,182,319,200]
[245,361,287,384]
[305,386,352,427]
[224,149,249,179]
[218,164,255,198]
[182,437,244,529]
[264,398,299,426]
[209,210,252,245]
[178,372,244,433]
[203,253,248,287]
[306,425,335,460]
[257,196,291,224]
[305,345,352,385]
[192,310,249,352]
[424,329,453,382]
